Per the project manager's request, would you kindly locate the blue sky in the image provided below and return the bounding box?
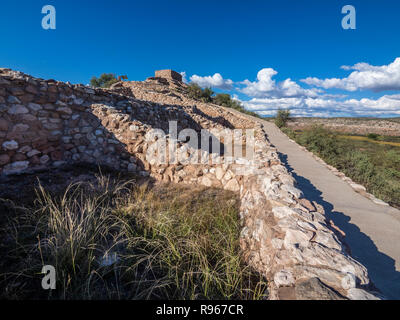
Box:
[1,0,400,117]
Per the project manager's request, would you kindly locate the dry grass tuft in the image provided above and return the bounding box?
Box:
[0,173,267,300]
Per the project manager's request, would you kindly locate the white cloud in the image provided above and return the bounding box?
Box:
[302,57,400,92]
[190,73,233,90]
[180,71,188,84]
[186,63,400,117]
[239,94,400,117]
[240,68,320,98]
[240,68,277,96]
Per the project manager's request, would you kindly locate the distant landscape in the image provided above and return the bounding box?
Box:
[286,117,400,136]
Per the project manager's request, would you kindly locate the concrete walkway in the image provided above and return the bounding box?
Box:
[223,107,400,298]
[259,120,400,299]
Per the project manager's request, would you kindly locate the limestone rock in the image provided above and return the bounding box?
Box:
[347,288,381,300]
[274,269,295,287]
[3,161,29,174]
[8,105,28,115]
[2,140,19,151]
[27,102,42,112]
[0,119,9,131]
[281,184,303,199]
[7,95,21,103]
[284,228,312,248]
[295,278,346,300]
[0,154,10,166]
[272,206,296,219]
[224,178,240,192]
[201,176,213,187]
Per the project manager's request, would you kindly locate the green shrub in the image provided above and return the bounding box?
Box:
[296,125,342,162]
[90,73,119,88]
[186,83,214,102]
[341,151,376,184]
[384,150,400,171]
[187,83,202,99]
[202,87,214,103]
[367,133,379,140]
[212,93,259,118]
[186,85,261,118]
[281,127,297,140]
[213,93,232,107]
[275,109,291,128]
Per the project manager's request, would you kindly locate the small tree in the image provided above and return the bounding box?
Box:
[367,133,379,140]
[90,73,119,88]
[186,83,214,102]
[213,93,232,107]
[186,83,204,100]
[275,109,291,128]
[201,87,214,103]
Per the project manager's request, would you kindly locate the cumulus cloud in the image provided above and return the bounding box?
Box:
[239,94,400,117]
[302,57,400,92]
[240,68,320,99]
[186,62,400,117]
[190,73,233,90]
[240,68,277,96]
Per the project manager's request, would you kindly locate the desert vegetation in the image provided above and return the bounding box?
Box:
[274,109,291,128]
[90,73,119,88]
[282,125,400,208]
[0,168,267,300]
[186,83,261,118]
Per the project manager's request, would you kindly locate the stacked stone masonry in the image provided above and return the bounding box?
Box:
[154,69,183,82]
[0,68,380,300]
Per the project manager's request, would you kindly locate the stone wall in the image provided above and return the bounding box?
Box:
[0,68,379,300]
[0,68,223,176]
[0,69,139,175]
[154,69,183,82]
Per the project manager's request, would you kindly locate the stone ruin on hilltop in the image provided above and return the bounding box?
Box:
[154,69,183,82]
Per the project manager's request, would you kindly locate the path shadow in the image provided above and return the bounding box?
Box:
[278,152,400,300]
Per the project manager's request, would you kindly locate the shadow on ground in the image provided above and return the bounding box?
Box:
[278,152,400,300]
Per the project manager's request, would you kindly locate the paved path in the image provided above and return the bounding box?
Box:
[223,107,400,298]
[259,120,400,299]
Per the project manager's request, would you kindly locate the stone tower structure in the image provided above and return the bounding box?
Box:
[155,69,183,82]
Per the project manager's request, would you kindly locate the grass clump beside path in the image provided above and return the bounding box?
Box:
[0,173,267,300]
[282,125,400,208]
